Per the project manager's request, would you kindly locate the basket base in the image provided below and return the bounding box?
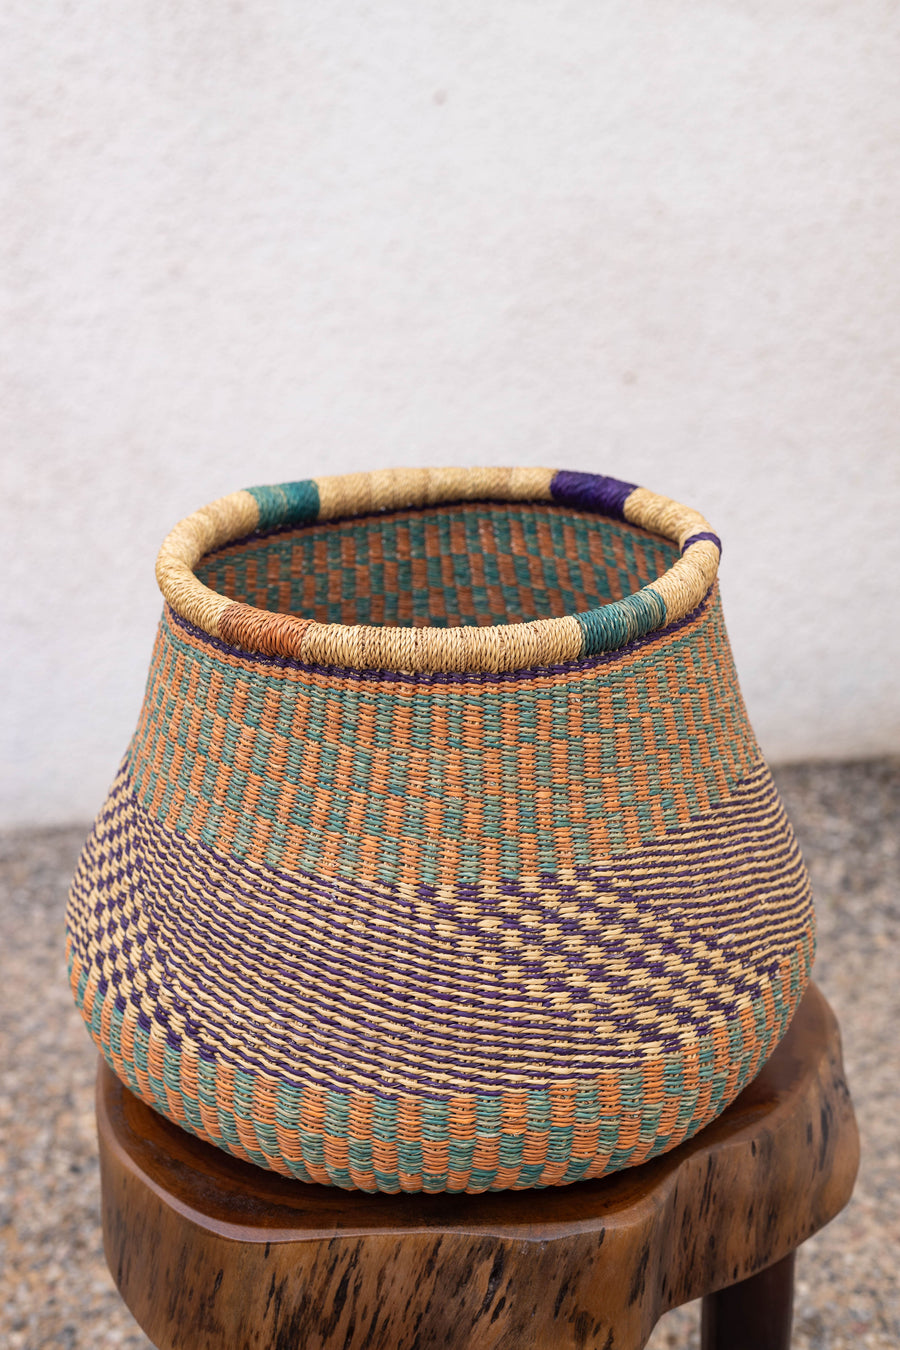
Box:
[97,983,857,1350]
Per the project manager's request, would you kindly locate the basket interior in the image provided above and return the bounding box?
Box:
[196,500,679,629]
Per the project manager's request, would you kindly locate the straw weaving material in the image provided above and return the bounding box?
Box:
[68,468,814,1191]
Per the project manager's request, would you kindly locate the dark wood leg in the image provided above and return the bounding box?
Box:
[700,1250,796,1350]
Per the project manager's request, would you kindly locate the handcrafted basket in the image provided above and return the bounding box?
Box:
[67,467,814,1193]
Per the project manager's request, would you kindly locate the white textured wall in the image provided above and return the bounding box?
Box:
[2,2,899,826]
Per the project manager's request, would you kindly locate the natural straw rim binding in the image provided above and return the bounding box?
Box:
[155,466,722,673]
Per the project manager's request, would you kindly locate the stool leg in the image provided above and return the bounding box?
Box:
[700,1250,795,1350]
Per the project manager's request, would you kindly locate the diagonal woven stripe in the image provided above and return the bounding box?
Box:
[127,587,757,887]
[66,758,813,1099]
[69,933,806,1192]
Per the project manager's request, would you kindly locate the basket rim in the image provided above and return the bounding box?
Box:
[155,466,721,673]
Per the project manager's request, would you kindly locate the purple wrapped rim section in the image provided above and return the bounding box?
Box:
[682,530,722,555]
[549,470,637,520]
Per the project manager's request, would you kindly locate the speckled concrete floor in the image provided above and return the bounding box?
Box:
[1,760,897,1349]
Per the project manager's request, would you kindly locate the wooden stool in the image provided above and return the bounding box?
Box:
[97,983,858,1350]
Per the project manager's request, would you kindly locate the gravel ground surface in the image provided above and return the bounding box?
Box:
[1,759,897,1349]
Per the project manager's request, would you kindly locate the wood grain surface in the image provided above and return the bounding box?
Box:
[97,983,858,1350]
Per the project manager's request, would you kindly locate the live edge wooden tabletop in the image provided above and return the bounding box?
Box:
[96,982,859,1350]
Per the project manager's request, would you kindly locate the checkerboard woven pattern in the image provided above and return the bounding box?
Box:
[128,587,755,887]
[67,757,813,1190]
[195,502,679,629]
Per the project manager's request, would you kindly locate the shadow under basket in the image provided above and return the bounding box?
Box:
[67,466,814,1193]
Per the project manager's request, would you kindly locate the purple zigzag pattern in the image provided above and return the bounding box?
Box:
[67,760,814,1098]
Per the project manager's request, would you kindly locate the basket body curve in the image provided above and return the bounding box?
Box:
[67,468,814,1192]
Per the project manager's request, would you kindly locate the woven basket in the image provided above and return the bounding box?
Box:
[67,467,814,1193]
